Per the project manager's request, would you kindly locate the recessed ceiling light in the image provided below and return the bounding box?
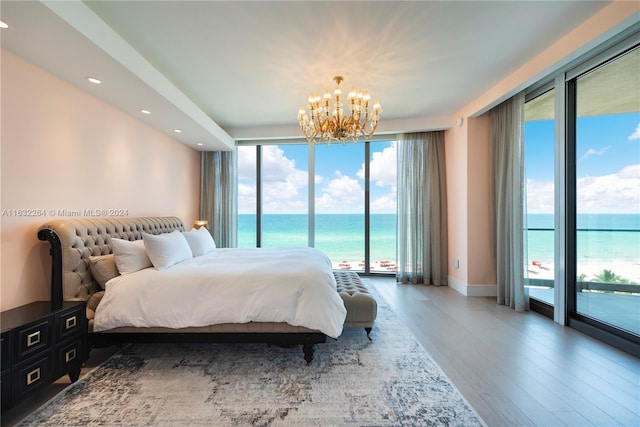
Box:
[173,129,182,133]
[140,109,151,114]
[196,143,204,146]
[0,20,8,29]
[87,77,102,85]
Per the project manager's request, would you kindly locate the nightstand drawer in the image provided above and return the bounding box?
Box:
[54,337,85,379]
[2,301,86,413]
[15,319,51,361]
[1,332,9,371]
[55,305,84,341]
[12,354,51,400]
[1,369,10,412]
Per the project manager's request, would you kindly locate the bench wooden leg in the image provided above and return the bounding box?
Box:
[365,327,372,340]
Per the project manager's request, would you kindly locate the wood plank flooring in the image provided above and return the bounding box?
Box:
[2,277,638,426]
[369,277,640,427]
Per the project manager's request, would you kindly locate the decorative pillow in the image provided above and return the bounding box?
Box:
[142,230,193,270]
[110,238,152,274]
[182,227,216,257]
[88,254,120,288]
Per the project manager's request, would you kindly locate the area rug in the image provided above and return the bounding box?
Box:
[18,282,485,426]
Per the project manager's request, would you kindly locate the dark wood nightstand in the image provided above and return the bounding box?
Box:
[1,301,86,412]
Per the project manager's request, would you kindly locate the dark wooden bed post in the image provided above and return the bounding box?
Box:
[302,343,314,364]
[37,229,63,310]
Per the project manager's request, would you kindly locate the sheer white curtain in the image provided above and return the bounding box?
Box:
[490,92,529,311]
[200,151,237,248]
[397,131,448,285]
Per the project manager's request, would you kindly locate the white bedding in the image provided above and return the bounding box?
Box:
[93,247,347,338]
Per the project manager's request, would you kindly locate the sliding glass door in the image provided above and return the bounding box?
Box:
[572,47,640,336]
[522,31,639,354]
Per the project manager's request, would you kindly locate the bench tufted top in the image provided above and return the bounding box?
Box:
[333,271,377,328]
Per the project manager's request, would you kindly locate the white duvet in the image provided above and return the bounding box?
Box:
[93,247,347,338]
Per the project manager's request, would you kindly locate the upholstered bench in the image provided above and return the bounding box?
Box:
[333,271,377,339]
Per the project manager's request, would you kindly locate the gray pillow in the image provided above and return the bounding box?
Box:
[88,254,120,288]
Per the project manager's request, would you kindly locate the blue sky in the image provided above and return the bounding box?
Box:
[237,141,396,214]
[238,112,639,216]
[525,112,640,214]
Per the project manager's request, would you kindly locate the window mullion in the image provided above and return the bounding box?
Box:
[364,141,371,274]
[308,141,315,247]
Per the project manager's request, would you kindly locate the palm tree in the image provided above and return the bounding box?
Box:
[591,269,630,284]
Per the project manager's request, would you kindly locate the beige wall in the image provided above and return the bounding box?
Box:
[0,49,201,311]
[444,119,468,285]
[465,115,494,286]
[444,115,493,290]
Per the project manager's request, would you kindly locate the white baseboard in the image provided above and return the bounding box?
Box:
[448,276,497,297]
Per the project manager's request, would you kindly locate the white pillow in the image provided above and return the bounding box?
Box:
[110,238,152,274]
[142,230,193,269]
[182,227,216,257]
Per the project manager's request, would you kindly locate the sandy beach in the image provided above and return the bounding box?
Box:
[527,259,640,284]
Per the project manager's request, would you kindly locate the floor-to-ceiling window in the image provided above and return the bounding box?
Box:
[237,145,258,248]
[261,144,309,248]
[368,141,398,273]
[524,87,556,308]
[237,140,397,274]
[525,30,639,355]
[314,142,365,269]
[570,45,640,338]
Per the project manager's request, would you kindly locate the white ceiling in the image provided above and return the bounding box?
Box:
[1,1,612,151]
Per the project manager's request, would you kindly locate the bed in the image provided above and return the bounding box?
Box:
[37,216,347,363]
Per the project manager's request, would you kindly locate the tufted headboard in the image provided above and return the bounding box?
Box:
[38,217,185,308]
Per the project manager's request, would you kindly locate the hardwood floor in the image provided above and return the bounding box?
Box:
[3,278,638,426]
[369,277,640,427]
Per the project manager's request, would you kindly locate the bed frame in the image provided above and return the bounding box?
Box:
[37,216,327,363]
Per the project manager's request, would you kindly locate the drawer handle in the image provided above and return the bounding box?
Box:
[65,316,77,330]
[27,368,41,385]
[65,348,77,363]
[27,331,41,347]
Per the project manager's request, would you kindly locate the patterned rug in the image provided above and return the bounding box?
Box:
[18,282,485,426]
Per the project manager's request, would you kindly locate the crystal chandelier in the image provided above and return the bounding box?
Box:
[297,76,382,144]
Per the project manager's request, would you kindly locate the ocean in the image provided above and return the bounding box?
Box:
[526,213,640,283]
[238,214,397,264]
[238,213,639,281]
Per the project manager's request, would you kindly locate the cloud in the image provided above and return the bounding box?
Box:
[357,142,397,188]
[576,164,639,213]
[528,165,639,214]
[370,194,397,212]
[237,146,257,181]
[237,183,257,213]
[579,145,611,161]
[628,123,640,141]
[261,146,307,185]
[237,145,308,213]
[526,178,555,214]
[316,171,364,212]
[239,144,398,214]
